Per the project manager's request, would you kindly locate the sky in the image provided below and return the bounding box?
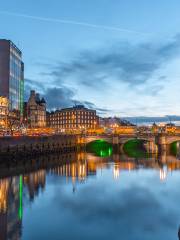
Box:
[1,0,180,117]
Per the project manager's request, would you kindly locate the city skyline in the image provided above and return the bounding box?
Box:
[1,1,180,117]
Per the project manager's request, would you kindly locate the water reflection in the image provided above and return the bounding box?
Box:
[86,140,113,157]
[0,177,22,240]
[0,152,180,239]
[23,171,46,201]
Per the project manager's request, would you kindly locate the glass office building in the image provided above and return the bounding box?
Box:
[0,40,24,116]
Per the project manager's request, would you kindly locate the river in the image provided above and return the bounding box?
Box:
[0,150,180,240]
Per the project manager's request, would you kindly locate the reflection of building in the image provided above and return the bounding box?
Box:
[23,170,46,201]
[50,153,110,182]
[0,179,10,213]
[48,105,98,131]
[0,96,8,130]
[51,161,88,182]
[24,90,46,128]
[0,177,22,240]
[113,165,120,179]
[159,168,167,181]
[0,39,24,117]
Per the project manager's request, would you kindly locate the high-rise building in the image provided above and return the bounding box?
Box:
[0,39,24,116]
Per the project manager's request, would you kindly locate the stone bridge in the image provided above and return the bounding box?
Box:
[83,134,180,154]
[84,135,114,144]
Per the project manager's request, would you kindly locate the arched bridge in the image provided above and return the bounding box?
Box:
[84,134,155,144]
[83,133,180,153]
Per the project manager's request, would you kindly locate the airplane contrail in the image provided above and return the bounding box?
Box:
[0,10,149,35]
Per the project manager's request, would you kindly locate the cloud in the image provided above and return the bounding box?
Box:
[25,80,110,113]
[0,11,147,35]
[24,78,46,100]
[45,88,111,114]
[24,34,180,115]
[124,115,180,124]
[24,78,76,109]
[45,34,180,91]
[48,180,179,240]
[44,87,75,110]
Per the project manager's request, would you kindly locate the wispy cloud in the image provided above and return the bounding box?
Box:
[0,10,148,35]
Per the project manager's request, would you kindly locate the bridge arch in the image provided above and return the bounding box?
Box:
[165,137,180,145]
[86,139,113,157]
[122,138,158,156]
[119,137,155,146]
[85,136,113,144]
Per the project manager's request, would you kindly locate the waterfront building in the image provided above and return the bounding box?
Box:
[0,39,24,117]
[24,90,46,128]
[0,97,9,130]
[99,117,136,134]
[99,117,134,128]
[48,105,98,132]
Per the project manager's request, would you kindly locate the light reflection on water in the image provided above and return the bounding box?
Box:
[1,153,180,239]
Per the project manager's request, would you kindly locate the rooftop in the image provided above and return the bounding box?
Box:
[0,39,22,55]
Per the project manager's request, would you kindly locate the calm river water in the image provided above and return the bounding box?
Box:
[1,152,180,240]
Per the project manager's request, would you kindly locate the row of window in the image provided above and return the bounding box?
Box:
[50,117,96,121]
[52,111,95,116]
[51,122,96,124]
[52,125,96,129]
[51,119,96,123]
[0,108,8,115]
[10,47,22,61]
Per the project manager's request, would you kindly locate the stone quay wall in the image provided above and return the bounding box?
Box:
[0,135,84,160]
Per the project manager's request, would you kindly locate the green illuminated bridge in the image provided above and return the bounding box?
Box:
[84,133,180,154]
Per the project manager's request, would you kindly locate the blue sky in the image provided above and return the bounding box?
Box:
[1,0,180,117]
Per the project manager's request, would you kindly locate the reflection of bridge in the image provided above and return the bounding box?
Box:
[83,133,180,153]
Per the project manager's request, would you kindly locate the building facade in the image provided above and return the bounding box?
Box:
[0,97,8,130]
[48,105,98,132]
[99,117,135,128]
[0,39,24,116]
[24,90,46,128]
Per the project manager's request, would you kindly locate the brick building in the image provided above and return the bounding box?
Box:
[47,105,98,132]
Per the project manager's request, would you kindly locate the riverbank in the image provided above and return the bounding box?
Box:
[0,135,85,160]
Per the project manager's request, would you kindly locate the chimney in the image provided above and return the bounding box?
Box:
[35,93,40,102]
[30,90,35,97]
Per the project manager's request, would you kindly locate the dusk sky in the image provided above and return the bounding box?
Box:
[1,0,180,117]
